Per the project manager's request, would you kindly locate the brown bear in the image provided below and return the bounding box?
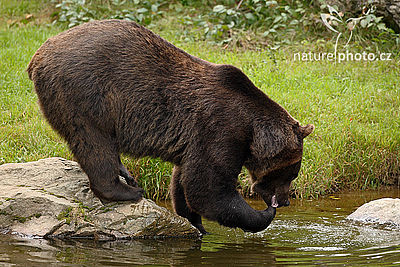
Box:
[27,20,314,234]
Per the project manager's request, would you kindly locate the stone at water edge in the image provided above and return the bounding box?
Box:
[347,198,400,228]
[0,158,200,240]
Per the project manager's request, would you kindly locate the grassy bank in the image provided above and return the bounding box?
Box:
[1,1,399,200]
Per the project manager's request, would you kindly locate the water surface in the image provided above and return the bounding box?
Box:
[1,189,399,266]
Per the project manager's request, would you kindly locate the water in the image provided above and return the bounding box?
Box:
[1,189,399,266]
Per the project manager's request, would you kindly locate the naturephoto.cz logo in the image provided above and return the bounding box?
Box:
[294,50,392,63]
[294,4,392,62]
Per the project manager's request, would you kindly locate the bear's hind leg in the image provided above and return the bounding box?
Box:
[171,166,207,234]
[68,125,143,203]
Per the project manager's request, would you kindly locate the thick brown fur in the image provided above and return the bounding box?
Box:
[27,20,313,233]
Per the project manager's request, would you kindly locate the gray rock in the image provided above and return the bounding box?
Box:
[0,158,200,240]
[347,198,400,228]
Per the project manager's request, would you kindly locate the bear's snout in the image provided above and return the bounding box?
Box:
[275,193,290,208]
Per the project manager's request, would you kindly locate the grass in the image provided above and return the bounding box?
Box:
[0,1,399,200]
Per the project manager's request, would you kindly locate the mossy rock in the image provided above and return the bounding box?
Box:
[0,158,200,240]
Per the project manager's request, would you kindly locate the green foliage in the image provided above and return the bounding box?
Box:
[12,0,397,51]
[183,0,312,47]
[178,0,398,50]
[320,3,399,53]
[52,0,95,28]
[51,0,165,28]
[110,0,164,25]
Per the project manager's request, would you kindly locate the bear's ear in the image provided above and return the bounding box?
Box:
[299,124,314,138]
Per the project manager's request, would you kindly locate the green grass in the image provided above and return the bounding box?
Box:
[1,1,399,200]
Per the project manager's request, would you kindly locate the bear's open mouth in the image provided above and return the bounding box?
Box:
[270,195,278,208]
[261,194,289,208]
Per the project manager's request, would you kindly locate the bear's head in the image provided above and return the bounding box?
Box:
[245,121,314,207]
